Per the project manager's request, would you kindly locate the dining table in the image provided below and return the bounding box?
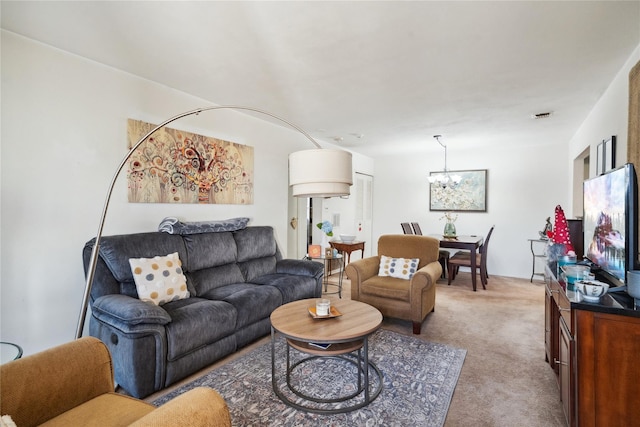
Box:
[431,234,485,291]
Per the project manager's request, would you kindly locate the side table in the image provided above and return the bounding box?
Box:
[528,239,548,282]
[306,254,344,298]
[329,240,365,264]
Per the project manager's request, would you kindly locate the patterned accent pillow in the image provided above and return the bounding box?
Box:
[129,252,190,305]
[378,255,420,280]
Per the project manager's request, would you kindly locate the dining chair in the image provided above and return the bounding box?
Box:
[411,222,422,235]
[447,225,495,289]
[401,223,414,234]
[412,221,449,279]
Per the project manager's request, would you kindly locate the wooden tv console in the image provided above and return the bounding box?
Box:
[545,265,640,426]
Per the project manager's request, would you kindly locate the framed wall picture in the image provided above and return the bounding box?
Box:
[429,169,487,212]
[603,136,616,172]
[596,141,605,176]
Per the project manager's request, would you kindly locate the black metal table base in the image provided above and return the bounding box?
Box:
[271,330,383,414]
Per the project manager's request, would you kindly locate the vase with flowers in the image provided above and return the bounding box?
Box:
[441,212,458,238]
[316,220,333,253]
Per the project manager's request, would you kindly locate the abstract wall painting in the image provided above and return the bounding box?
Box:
[126,119,254,204]
[429,169,487,212]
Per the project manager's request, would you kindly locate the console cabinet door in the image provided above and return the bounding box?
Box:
[545,269,560,376]
[576,310,640,426]
[559,316,575,426]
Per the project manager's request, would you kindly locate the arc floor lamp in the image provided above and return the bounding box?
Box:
[75,105,353,339]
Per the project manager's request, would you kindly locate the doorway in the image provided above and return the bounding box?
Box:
[286,172,374,259]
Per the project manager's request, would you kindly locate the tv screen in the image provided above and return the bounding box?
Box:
[583,163,638,286]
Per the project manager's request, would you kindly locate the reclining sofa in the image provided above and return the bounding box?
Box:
[83,226,323,398]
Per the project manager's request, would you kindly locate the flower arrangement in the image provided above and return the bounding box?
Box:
[316,220,334,237]
[440,212,458,223]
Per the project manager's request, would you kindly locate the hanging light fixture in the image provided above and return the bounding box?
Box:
[428,135,461,188]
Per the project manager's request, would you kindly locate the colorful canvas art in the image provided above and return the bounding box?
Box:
[127,119,254,204]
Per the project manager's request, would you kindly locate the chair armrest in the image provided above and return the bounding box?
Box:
[276,259,324,279]
[345,256,381,299]
[0,337,113,427]
[409,261,442,295]
[129,387,232,427]
[92,294,172,327]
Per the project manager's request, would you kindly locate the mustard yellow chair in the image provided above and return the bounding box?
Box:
[0,337,231,427]
[345,234,442,334]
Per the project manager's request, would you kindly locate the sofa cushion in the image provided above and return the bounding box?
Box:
[238,257,278,282]
[182,232,238,271]
[186,264,245,297]
[37,393,154,427]
[200,283,282,329]
[234,227,278,262]
[361,275,411,301]
[96,233,187,283]
[163,298,237,360]
[129,252,190,306]
[251,273,320,303]
[378,255,419,280]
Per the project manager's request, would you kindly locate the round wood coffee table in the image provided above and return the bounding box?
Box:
[270,298,383,414]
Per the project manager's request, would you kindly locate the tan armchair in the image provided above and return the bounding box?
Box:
[345,234,442,334]
[0,337,231,427]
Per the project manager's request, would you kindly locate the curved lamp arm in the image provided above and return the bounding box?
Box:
[75,105,352,339]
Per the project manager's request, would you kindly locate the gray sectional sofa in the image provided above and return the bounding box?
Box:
[83,226,324,398]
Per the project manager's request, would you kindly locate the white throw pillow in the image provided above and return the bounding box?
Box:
[129,252,189,305]
[378,255,420,280]
[1,415,17,427]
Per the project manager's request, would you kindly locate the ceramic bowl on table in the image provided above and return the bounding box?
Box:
[575,280,609,303]
[340,234,356,243]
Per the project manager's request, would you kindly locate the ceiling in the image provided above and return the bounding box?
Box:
[2,1,639,157]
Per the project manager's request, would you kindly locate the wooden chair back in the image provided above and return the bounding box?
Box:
[401,222,414,234]
[411,222,422,235]
[480,225,495,269]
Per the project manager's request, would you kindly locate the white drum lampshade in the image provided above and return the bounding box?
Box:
[289,149,353,198]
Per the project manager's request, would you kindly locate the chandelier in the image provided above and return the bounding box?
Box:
[428,135,461,188]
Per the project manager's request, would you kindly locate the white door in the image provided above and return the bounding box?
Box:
[354,172,374,257]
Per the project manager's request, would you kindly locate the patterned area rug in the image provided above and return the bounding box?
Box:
[153,329,466,426]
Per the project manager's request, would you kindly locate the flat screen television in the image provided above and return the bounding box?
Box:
[583,163,638,287]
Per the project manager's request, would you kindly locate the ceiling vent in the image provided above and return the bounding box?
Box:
[532,112,553,119]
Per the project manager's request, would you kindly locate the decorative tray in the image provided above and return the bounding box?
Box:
[308,306,342,319]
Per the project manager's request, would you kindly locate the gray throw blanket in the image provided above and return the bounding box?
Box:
[158,217,250,235]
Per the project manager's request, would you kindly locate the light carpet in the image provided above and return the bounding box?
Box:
[153,329,466,426]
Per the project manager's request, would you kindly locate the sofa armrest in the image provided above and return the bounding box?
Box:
[0,337,113,427]
[345,256,381,299]
[129,387,231,427]
[92,294,172,326]
[276,259,324,278]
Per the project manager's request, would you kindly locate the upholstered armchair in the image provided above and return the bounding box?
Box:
[0,337,231,427]
[345,234,442,334]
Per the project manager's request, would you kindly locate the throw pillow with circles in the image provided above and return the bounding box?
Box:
[129,252,189,305]
[378,255,420,280]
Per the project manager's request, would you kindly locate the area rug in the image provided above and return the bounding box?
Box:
[153,329,466,426]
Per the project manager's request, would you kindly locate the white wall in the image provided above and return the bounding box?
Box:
[371,141,568,279]
[0,32,369,355]
[569,44,640,188]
